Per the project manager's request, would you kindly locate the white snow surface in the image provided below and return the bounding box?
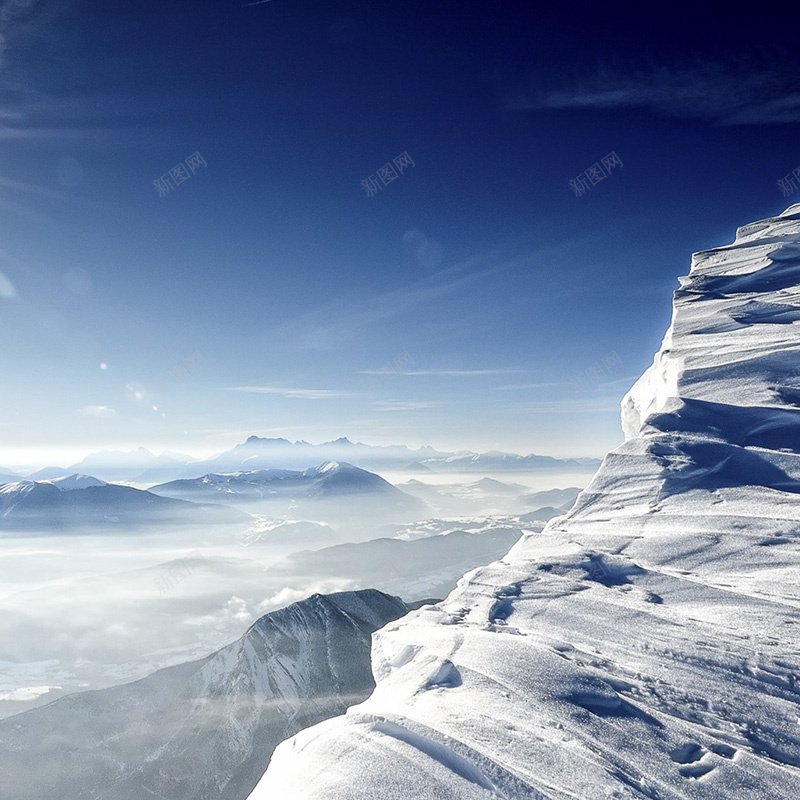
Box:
[251,205,800,800]
[47,473,107,491]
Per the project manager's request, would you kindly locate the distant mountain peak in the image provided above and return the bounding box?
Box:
[39,435,600,485]
[48,473,108,491]
[0,479,58,497]
[243,435,291,445]
[0,588,409,800]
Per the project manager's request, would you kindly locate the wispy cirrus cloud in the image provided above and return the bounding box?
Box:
[372,400,445,412]
[225,386,356,400]
[361,368,524,377]
[507,60,800,125]
[81,405,117,418]
[495,381,562,390]
[270,247,532,351]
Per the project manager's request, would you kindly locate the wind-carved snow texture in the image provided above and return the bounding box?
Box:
[0,589,408,800]
[252,205,800,800]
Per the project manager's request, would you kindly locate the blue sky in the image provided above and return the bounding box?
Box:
[2,0,800,466]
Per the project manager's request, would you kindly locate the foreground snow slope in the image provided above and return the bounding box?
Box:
[252,205,800,800]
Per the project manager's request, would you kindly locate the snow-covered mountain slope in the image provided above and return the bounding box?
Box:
[252,205,800,799]
[151,461,421,505]
[46,472,107,491]
[0,478,246,529]
[151,462,428,536]
[0,589,408,800]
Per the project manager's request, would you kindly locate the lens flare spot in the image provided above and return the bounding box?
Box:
[0,272,16,299]
[125,383,145,402]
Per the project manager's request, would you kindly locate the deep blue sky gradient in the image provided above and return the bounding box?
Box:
[2,0,799,465]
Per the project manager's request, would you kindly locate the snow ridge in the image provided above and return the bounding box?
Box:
[251,206,800,799]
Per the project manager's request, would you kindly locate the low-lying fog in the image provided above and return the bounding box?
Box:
[0,469,588,719]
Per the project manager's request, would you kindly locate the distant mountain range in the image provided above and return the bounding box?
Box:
[197,437,600,477]
[0,475,247,530]
[423,450,599,472]
[26,466,84,481]
[398,477,582,517]
[70,447,194,484]
[239,519,338,548]
[267,527,522,600]
[0,468,23,484]
[0,589,409,800]
[518,486,581,509]
[191,436,440,478]
[150,461,426,519]
[5,437,601,484]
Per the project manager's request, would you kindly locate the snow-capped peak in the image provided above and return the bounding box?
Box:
[0,480,44,496]
[47,473,107,491]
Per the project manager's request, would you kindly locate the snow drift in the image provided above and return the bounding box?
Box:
[251,205,800,799]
